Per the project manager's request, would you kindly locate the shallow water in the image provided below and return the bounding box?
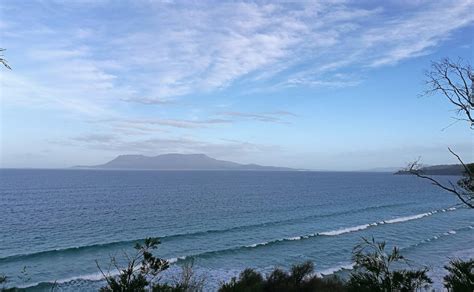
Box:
[0,169,472,290]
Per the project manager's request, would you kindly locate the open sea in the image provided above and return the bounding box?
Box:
[0,169,472,291]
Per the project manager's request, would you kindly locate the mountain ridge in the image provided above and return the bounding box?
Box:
[75,153,295,171]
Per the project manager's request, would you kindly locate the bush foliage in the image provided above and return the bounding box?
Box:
[443,258,473,292]
[346,238,432,292]
[219,261,346,292]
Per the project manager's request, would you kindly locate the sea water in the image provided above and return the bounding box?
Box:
[0,169,472,291]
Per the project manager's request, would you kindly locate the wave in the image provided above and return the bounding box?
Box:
[12,271,111,290]
[55,271,110,284]
[317,263,355,277]
[13,255,179,289]
[167,206,460,263]
[383,212,433,224]
[14,224,472,291]
[318,223,375,236]
[305,224,473,279]
[318,206,463,236]
[404,225,473,251]
[286,224,473,279]
[0,202,410,263]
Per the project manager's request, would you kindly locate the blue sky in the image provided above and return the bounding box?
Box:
[0,0,473,170]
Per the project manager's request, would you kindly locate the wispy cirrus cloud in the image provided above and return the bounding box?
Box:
[92,117,233,130]
[286,73,363,89]
[71,133,117,143]
[120,96,175,105]
[361,1,474,67]
[218,111,297,123]
[2,0,472,113]
[88,111,295,134]
[68,133,278,159]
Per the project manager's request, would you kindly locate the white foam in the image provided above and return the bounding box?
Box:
[25,256,188,288]
[55,271,108,283]
[317,206,458,237]
[317,263,354,276]
[383,212,431,224]
[443,230,457,236]
[168,255,188,264]
[246,242,269,248]
[171,205,462,264]
[318,224,371,236]
[286,236,302,241]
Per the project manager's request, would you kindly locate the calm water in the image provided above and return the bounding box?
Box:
[0,169,472,291]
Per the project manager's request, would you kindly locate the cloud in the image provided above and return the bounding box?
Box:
[2,0,473,113]
[218,111,297,123]
[86,111,295,134]
[71,133,117,143]
[92,117,233,130]
[141,118,233,128]
[0,71,114,117]
[120,96,174,105]
[266,111,298,117]
[68,134,278,159]
[286,73,363,88]
[362,1,474,67]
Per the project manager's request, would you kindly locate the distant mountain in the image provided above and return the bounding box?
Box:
[75,153,295,171]
[395,164,469,176]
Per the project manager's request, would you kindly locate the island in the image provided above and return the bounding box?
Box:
[74,153,296,171]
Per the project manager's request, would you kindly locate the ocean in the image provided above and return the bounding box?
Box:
[0,169,472,291]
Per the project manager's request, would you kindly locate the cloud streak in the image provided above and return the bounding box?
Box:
[218,111,297,123]
[1,0,473,168]
[68,134,278,159]
[2,0,472,112]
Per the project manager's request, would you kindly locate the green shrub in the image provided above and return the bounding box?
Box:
[443,258,473,292]
[219,261,346,292]
[347,238,432,292]
[219,268,264,292]
[156,261,205,292]
[98,238,169,292]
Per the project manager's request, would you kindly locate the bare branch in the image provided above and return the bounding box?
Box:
[410,171,474,208]
[424,58,473,125]
[448,147,472,179]
[0,48,11,70]
[406,156,473,208]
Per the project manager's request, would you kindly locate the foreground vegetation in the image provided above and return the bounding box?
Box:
[96,237,472,291]
[2,237,472,292]
[78,237,474,291]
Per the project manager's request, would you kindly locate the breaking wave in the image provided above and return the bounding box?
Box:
[15,223,472,291]
[0,202,412,263]
[167,206,460,263]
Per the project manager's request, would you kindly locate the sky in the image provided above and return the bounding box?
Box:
[0,0,473,170]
